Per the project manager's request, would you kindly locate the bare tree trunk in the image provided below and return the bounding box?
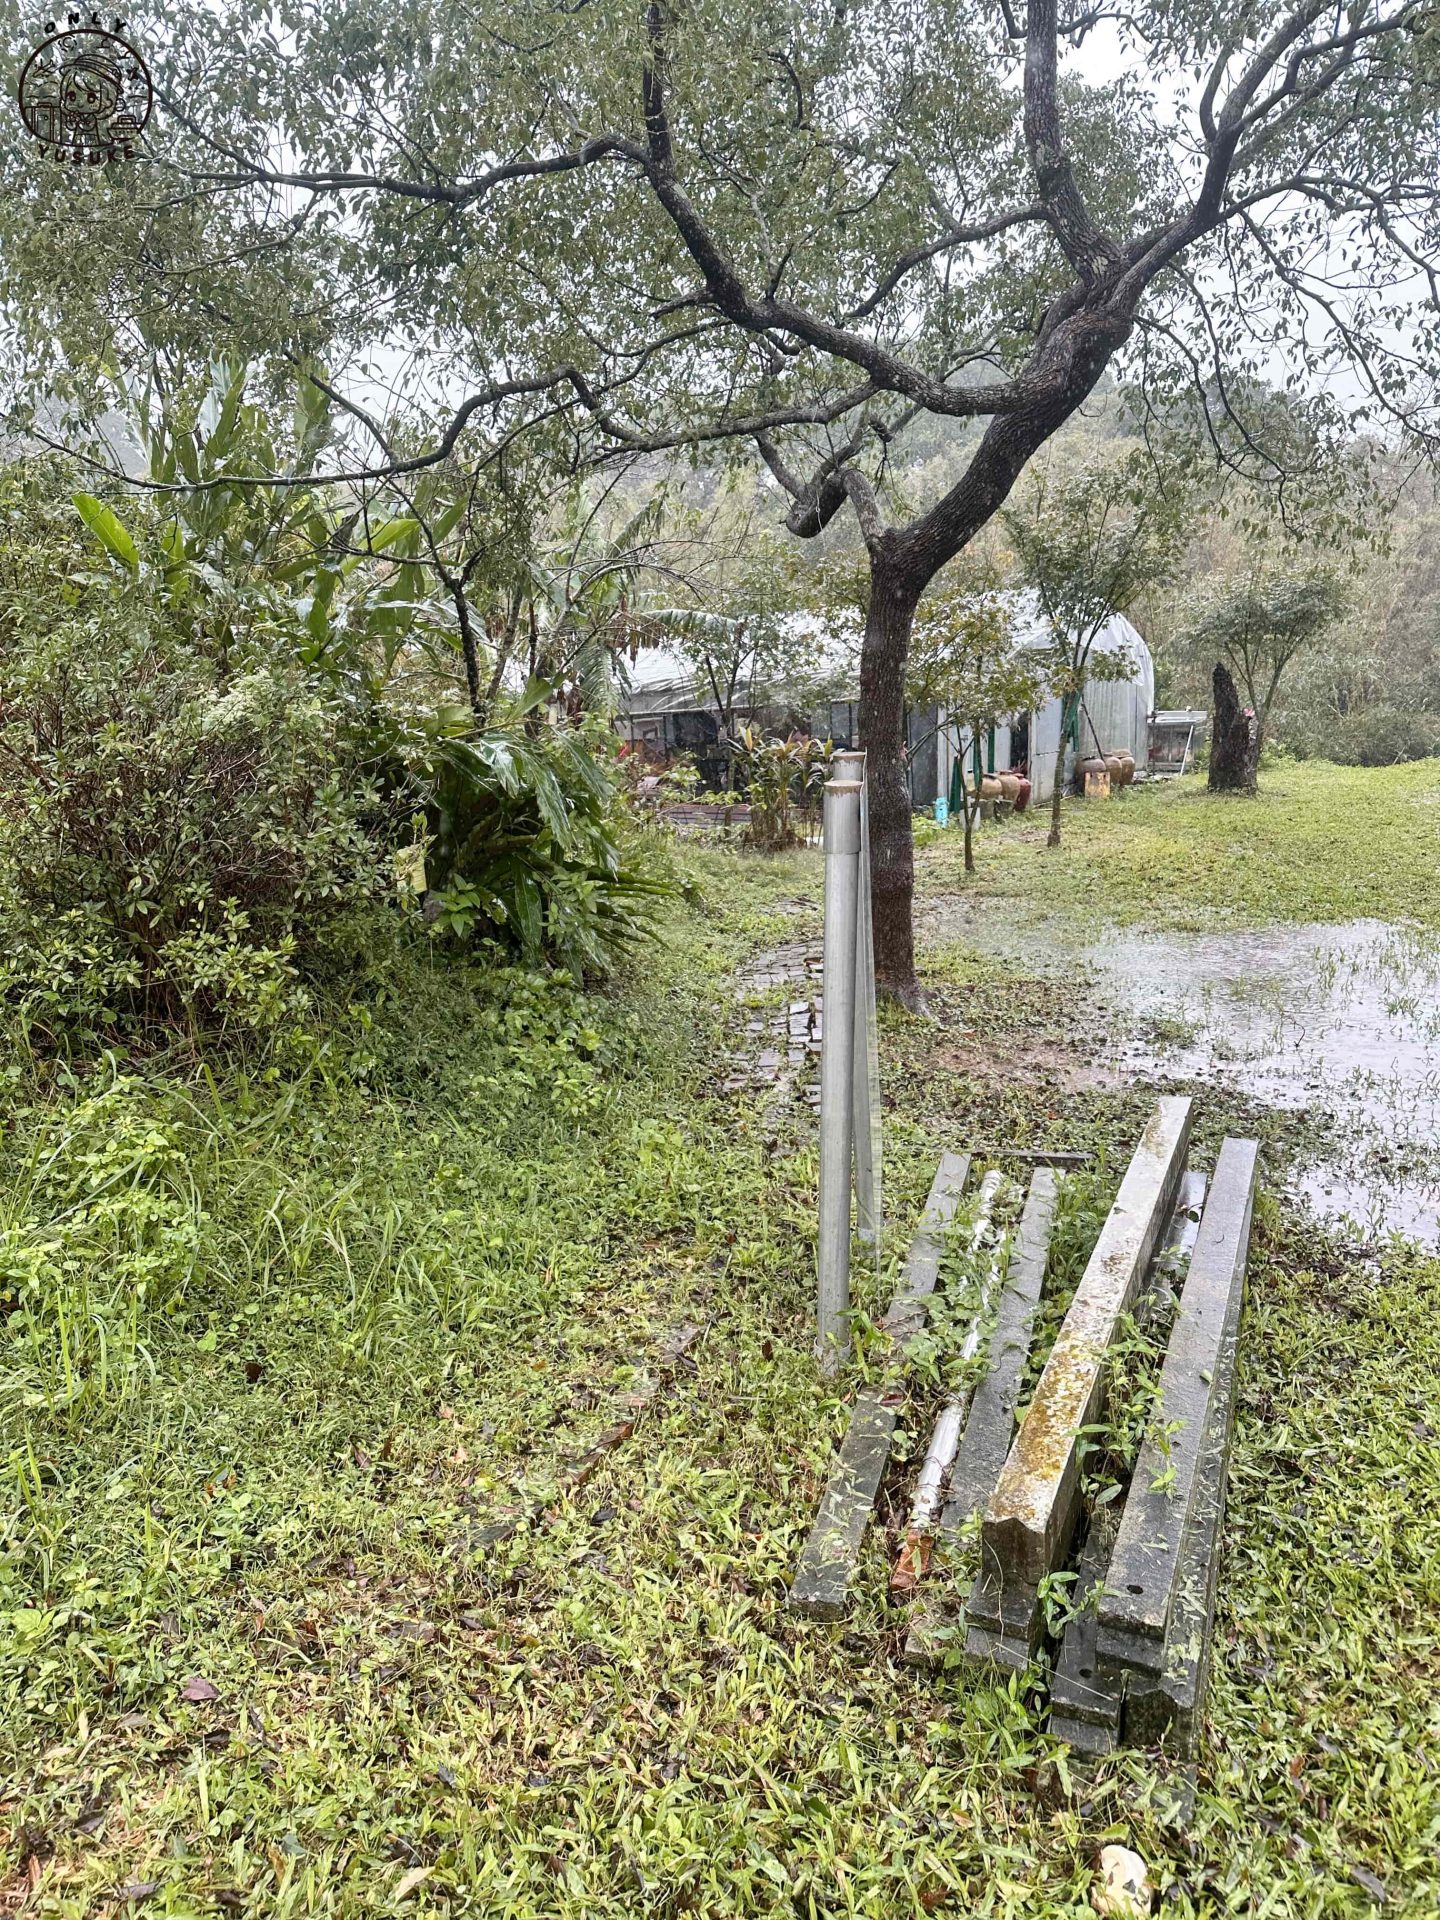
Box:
[964,789,976,873]
[1047,770,1064,848]
[1209,661,1257,794]
[858,559,923,1010]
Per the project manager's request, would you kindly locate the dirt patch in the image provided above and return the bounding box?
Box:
[933,1035,1119,1096]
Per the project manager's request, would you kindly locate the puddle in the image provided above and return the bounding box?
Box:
[925,904,1440,1244]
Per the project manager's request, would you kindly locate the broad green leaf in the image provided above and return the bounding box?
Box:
[72,493,140,572]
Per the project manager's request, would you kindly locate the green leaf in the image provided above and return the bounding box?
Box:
[72,494,140,572]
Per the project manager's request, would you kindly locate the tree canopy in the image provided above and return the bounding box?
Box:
[3,0,1437,997]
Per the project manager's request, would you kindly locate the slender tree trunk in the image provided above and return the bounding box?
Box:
[964,788,976,873]
[1047,688,1078,847]
[858,557,924,1010]
[453,587,484,725]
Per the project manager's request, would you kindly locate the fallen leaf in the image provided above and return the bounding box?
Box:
[1349,1865,1388,1904]
[118,1882,159,1902]
[179,1676,219,1703]
[394,1865,433,1900]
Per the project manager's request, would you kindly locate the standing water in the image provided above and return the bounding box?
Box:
[929,906,1440,1243]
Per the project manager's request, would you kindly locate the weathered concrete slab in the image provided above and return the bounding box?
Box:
[1122,1157,1252,1755]
[1097,1139,1258,1675]
[881,1152,973,1344]
[962,1557,1042,1672]
[790,1153,971,1618]
[1047,1710,1119,1758]
[962,1617,1036,1674]
[1142,1167,1208,1326]
[789,1387,902,1618]
[1050,1500,1127,1749]
[943,1169,1060,1529]
[1122,1351,1235,1754]
[983,1097,1193,1588]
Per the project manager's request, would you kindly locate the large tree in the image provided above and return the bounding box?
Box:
[3,1,1437,1002]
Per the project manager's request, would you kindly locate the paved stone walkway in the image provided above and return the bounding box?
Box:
[720,940,824,1109]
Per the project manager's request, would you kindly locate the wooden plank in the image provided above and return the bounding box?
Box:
[983,1097,1193,1588]
[992,1149,1094,1168]
[1096,1140,1258,1673]
[789,1153,971,1618]
[943,1169,1060,1528]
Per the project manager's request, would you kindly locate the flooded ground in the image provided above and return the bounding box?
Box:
[926,902,1440,1244]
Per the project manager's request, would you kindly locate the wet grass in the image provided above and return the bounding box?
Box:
[3,808,1439,1916]
[924,759,1440,930]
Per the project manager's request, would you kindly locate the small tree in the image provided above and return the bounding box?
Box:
[661,527,858,769]
[1003,450,1185,848]
[1181,563,1345,755]
[909,570,1056,874]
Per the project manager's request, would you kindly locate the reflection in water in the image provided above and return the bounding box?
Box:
[931,907,1440,1243]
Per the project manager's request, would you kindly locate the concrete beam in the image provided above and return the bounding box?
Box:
[1119,1147,1256,1756]
[881,1151,973,1343]
[790,1152,971,1618]
[1050,1501,1128,1755]
[1096,1139,1258,1673]
[1122,1286,1243,1755]
[943,1168,1060,1528]
[789,1387,902,1619]
[983,1097,1193,1588]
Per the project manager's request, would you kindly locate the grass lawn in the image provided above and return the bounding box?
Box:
[923,758,1440,930]
[3,768,1438,1918]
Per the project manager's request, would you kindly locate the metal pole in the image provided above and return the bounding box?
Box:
[817,777,862,1371]
[833,750,882,1253]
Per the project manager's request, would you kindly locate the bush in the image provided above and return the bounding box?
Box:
[0,612,388,1047]
[1323,706,1440,768]
[420,705,673,977]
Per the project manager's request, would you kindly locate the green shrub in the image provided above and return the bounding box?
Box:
[0,614,388,1047]
[420,702,673,978]
[1324,705,1440,768]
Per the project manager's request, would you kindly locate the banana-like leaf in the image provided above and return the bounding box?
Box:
[72,494,140,572]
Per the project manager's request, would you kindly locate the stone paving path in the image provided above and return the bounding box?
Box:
[720,939,824,1110]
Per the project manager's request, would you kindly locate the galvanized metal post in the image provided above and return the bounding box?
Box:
[817,777,862,1371]
[833,750,882,1254]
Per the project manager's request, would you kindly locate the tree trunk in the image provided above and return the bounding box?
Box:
[849,320,1134,1001]
[1209,661,1257,794]
[454,589,484,725]
[964,790,976,873]
[1047,692,1070,847]
[858,558,924,1010]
